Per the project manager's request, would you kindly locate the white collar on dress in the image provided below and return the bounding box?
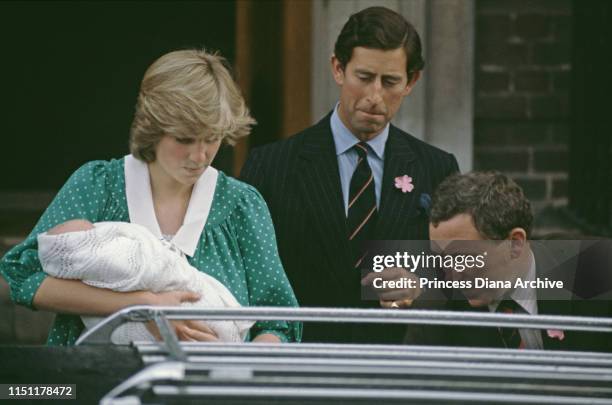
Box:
[124,154,218,257]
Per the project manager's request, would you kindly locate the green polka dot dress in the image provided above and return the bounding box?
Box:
[0,158,302,345]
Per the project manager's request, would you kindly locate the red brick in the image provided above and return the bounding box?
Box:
[476,95,528,119]
[553,15,572,44]
[477,71,510,92]
[475,120,551,146]
[508,122,552,145]
[530,94,569,118]
[478,0,571,14]
[477,15,512,42]
[550,123,570,144]
[532,41,571,65]
[515,70,550,92]
[515,177,547,199]
[552,178,568,198]
[474,121,503,146]
[478,41,529,66]
[475,149,529,171]
[474,120,505,146]
[534,149,568,171]
[515,14,551,40]
[552,71,570,92]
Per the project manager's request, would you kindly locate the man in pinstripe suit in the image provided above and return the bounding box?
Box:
[241,7,459,343]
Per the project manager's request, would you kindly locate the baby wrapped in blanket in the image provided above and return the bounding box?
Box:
[37,219,254,344]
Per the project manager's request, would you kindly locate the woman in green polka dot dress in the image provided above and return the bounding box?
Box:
[0,49,302,345]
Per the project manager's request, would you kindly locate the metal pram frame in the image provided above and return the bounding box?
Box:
[76,306,612,405]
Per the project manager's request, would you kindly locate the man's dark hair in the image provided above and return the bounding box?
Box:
[334,6,425,80]
[430,172,533,239]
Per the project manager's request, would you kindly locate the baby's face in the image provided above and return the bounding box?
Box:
[47,219,95,235]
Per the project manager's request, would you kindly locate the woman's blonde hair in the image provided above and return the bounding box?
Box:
[129,49,255,162]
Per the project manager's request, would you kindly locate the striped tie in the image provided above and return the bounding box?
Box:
[347,142,378,268]
[497,299,525,349]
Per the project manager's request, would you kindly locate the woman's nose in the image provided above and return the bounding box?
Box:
[190,142,208,164]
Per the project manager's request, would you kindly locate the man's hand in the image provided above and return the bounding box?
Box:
[361,267,422,308]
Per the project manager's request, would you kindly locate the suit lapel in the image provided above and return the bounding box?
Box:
[448,300,506,348]
[533,243,572,350]
[375,126,419,239]
[298,116,352,283]
[539,300,569,350]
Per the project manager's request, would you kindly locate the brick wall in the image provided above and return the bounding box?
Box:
[474,0,572,212]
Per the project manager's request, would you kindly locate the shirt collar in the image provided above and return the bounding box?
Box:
[124,154,218,257]
[330,103,388,160]
[489,249,538,315]
[510,249,538,315]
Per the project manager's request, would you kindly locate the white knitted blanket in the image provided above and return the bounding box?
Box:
[37,221,254,344]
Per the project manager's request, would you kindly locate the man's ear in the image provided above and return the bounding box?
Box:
[402,71,421,96]
[508,227,527,259]
[331,54,345,86]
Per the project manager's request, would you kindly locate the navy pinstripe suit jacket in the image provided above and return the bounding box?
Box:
[240,113,459,343]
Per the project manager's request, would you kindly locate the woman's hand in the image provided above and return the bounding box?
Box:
[252,333,282,343]
[145,290,219,342]
[32,278,203,316]
[147,290,201,306]
[146,319,219,342]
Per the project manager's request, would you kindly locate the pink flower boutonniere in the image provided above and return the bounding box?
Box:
[546,329,565,341]
[394,175,414,193]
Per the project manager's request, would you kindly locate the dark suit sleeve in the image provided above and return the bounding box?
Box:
[449,153,460,174]
[434,152,460,190]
